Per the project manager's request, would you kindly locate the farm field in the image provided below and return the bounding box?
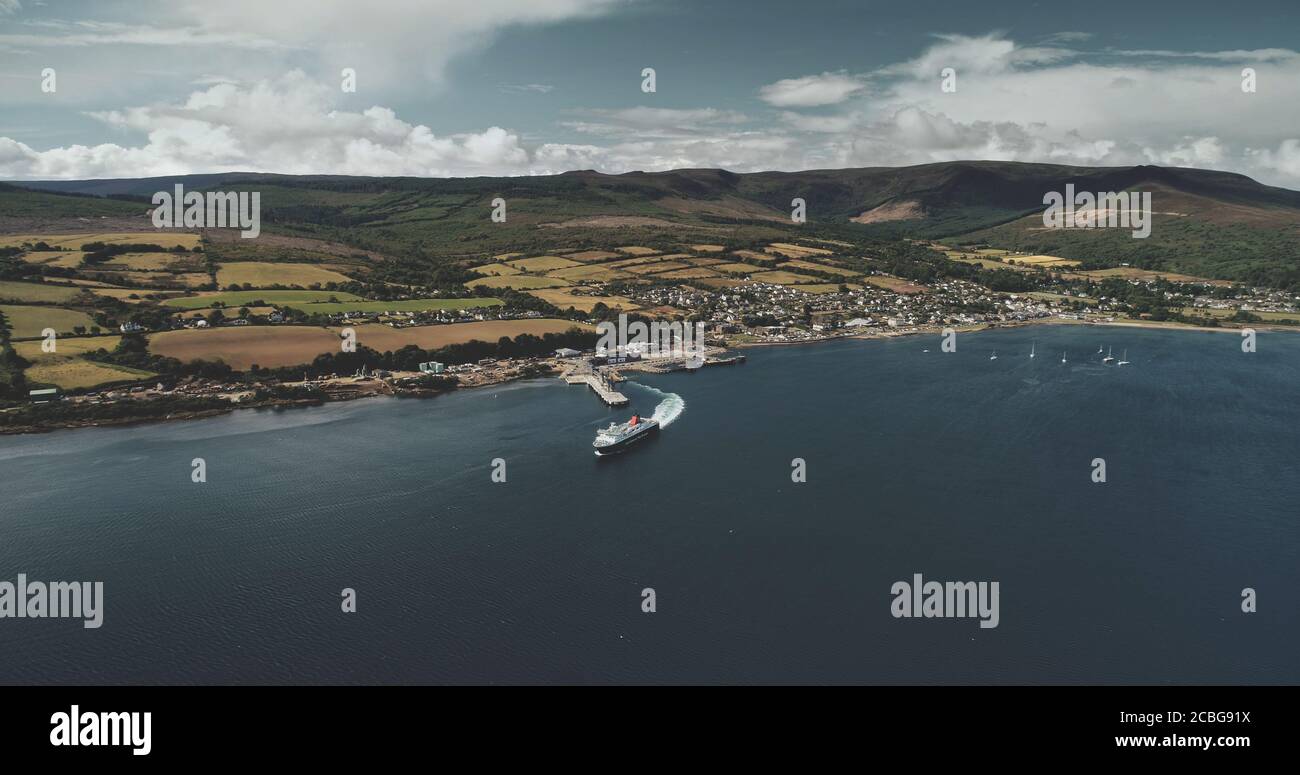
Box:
[525,289,639,312]
[0,304,98,338]
[22,250,86,268]
[732,250,779,265]
[279,298,503,314]
[1071,267,1227,285]
[215,262,355,287]
[346,319,593,353]
[687,244,725,253]
[0,281,83,303]
[1178,307,1300,322]
[1008,254,1081,268]
[504,256,581,272]
[749,270,819,285]
[103,252,204,271]
[162,290,365,309]
[614,246,659,256]
[1026,292,1096,305]
[626,261,690,275]
[468,263,521,276]
[545,265,630,282]
[24,359,155,390]
[91,288,181,302]
[657,268,720,280]
[465,275,570,290]
[83,270,211,288]
[14,335,121,360]
[766,242,834,258]
[779,259,861,277]
[713,263,766,276]
[149,326,343,369]
[0,232,201,250]
[561,250,621,263]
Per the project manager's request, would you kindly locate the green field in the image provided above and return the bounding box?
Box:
[162,290,365,309]
[280,298,504,314]
[0,281,84,303]
[0,305,98,338]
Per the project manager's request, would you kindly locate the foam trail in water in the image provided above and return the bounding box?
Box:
[633,383,685,427]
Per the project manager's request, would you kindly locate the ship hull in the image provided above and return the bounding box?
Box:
[593,423,659,455]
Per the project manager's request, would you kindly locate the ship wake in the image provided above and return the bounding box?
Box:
[636,384,685,428]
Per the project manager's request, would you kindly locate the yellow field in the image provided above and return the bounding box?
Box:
[1073,267,1226,285]
[102,252,204,271]
[492,252,524,260]
[0,232,201,250]
[0,304,98,338]
[525,290,640,312]
[85,271,212,288]
[657,268,721,280]
[25,359,155,390]
[766,242,834,258]
[688,244,725,253]
[1007,254,1081,268]
[684,257,726,266]
[90,288,181,303]
[216,262,354,287]
[149,326,343,369]
[779,259,861,277]
[713,263,767,276]
[563,250,622,263]
[22,250,86,268]
[0,281,83,303]
[465,276,570,290]
[605,255,666,268]
[750,270,819,285]
[468,263,521,276]
[614,246,660,256]
[504,256,581,272]
[626,261,690,275]
[545,265,631,282]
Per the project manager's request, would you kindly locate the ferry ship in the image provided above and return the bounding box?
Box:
[593,414,659,455]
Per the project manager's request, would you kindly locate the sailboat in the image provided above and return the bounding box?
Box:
[1061,351,1067,363]
[1029,341,1036,359]
[1117,349,1130,366]
[1096,344,1104,355]
[990,350,998,360]
[1103,346,1116,364]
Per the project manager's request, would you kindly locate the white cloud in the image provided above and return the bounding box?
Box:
[0,0,22,16]
[0,72,530,178]
[759,71,866,107]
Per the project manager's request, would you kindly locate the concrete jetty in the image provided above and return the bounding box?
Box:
[563,373,629,406]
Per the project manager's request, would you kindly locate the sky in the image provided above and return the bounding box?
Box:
[1,0,1299,186]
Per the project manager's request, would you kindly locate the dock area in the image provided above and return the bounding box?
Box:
[563,372,629,406]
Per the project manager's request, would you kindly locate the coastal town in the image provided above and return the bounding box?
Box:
[4,228,1299,433]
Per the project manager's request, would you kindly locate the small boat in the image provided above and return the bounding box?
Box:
[1117,349,1130,366]
[1029,341,1036,359]
[989,350,998,361]
[1061,351,1067,363]
[1103,346,1116,364]
[1096,344,1104,355]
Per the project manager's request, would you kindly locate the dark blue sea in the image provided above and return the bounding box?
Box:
[1,325,1297,684]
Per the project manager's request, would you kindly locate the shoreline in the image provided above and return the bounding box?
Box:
[4,318,1295,437]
